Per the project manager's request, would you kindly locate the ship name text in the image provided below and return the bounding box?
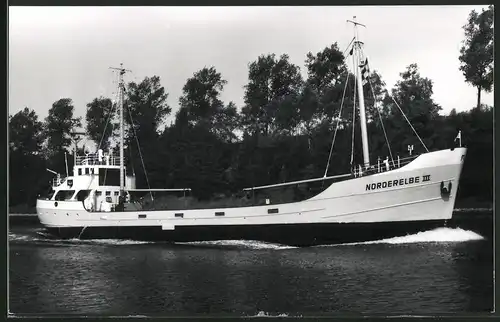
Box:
[365,175,431,191]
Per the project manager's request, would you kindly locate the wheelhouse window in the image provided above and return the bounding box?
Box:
[76,190,92,201]
[78,168,82,175]
[95,191,102,196]
[54,190,75,201]
[105,191,111,196]
[85,168,90,175]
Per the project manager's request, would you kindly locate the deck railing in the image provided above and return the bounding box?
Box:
[75,154,123,166]
[353,154,420,177]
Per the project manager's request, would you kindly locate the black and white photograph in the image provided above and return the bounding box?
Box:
[8,5,494,316]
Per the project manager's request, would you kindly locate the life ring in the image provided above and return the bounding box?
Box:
[440,181,452,197]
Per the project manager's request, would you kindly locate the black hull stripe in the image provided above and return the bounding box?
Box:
[45,220,456,247]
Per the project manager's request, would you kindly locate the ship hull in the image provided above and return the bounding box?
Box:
[45,220,453,247]
[36,148,467,247]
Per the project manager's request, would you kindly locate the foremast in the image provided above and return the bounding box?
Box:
[347,17,370,167]
[109,63,131,207]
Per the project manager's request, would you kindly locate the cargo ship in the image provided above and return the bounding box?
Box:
[36,18,466,246]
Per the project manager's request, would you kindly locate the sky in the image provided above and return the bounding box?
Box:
[9,5,494,129]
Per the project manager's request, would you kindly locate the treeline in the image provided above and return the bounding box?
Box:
[9,7,493,212]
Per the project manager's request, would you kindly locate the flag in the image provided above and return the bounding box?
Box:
[360,58,370,85]
[454,130,462,147]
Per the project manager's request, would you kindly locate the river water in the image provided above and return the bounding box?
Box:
[8,211,493,316]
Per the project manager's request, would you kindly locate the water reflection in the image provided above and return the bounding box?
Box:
[10,245,115,314]
[450,240,494,312]
[8,222,493,316]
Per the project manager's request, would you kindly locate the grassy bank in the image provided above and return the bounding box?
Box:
[9,204,37,215]
[453,197,492,211]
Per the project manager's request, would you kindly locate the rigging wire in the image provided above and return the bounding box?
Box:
[322,32,358,177]
[125,98,154,202]
[389,93,430,153]
[323,67,350,177]
[342,37,356,57]
[369,78,394,164]
[123,71,154,201]
[358,47,395,165]
[368,81,394,164]
[321,34,367,178]
[97,77,119,151]
[82,73,121,203]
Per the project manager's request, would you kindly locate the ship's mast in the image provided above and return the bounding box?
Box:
[347,17,370,167]
[109,63,131,203]
[70,131,85,167]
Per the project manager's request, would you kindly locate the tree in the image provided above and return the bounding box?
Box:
[305,43,346,95]
[173,67,241,196]
[9,107,45,155]
[242,53,303,136]
[177,66,240,142]
[211,101,241,143]
[389,64,441,119]
[9,108,48,209]
[125,75,171,140]
[85,97,116,151]
[123,75,171,188]
[383,64,441,155]
[178,66,228,129]
[44,98,82,158]
[459,5,494,109]
[362,70,389,122]
[301,44,354,136]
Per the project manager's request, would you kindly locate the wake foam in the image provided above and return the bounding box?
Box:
[250,311,297,317]
[10,227,484,248]
[9,232,153,246]
[10,231,292,249]
[176,240,297,250]
[334,227,484,246]
[61,239,153,246]
[8,233,33,242]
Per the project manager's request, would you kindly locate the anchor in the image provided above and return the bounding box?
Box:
[440,181,452,199]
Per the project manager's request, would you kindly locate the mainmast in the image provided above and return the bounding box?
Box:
[347,17,370,167]
[109,63,131,204]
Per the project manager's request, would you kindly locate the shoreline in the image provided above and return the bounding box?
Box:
[453,208,493,212]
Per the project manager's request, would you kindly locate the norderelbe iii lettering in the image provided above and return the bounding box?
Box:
[365,175,430,191]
